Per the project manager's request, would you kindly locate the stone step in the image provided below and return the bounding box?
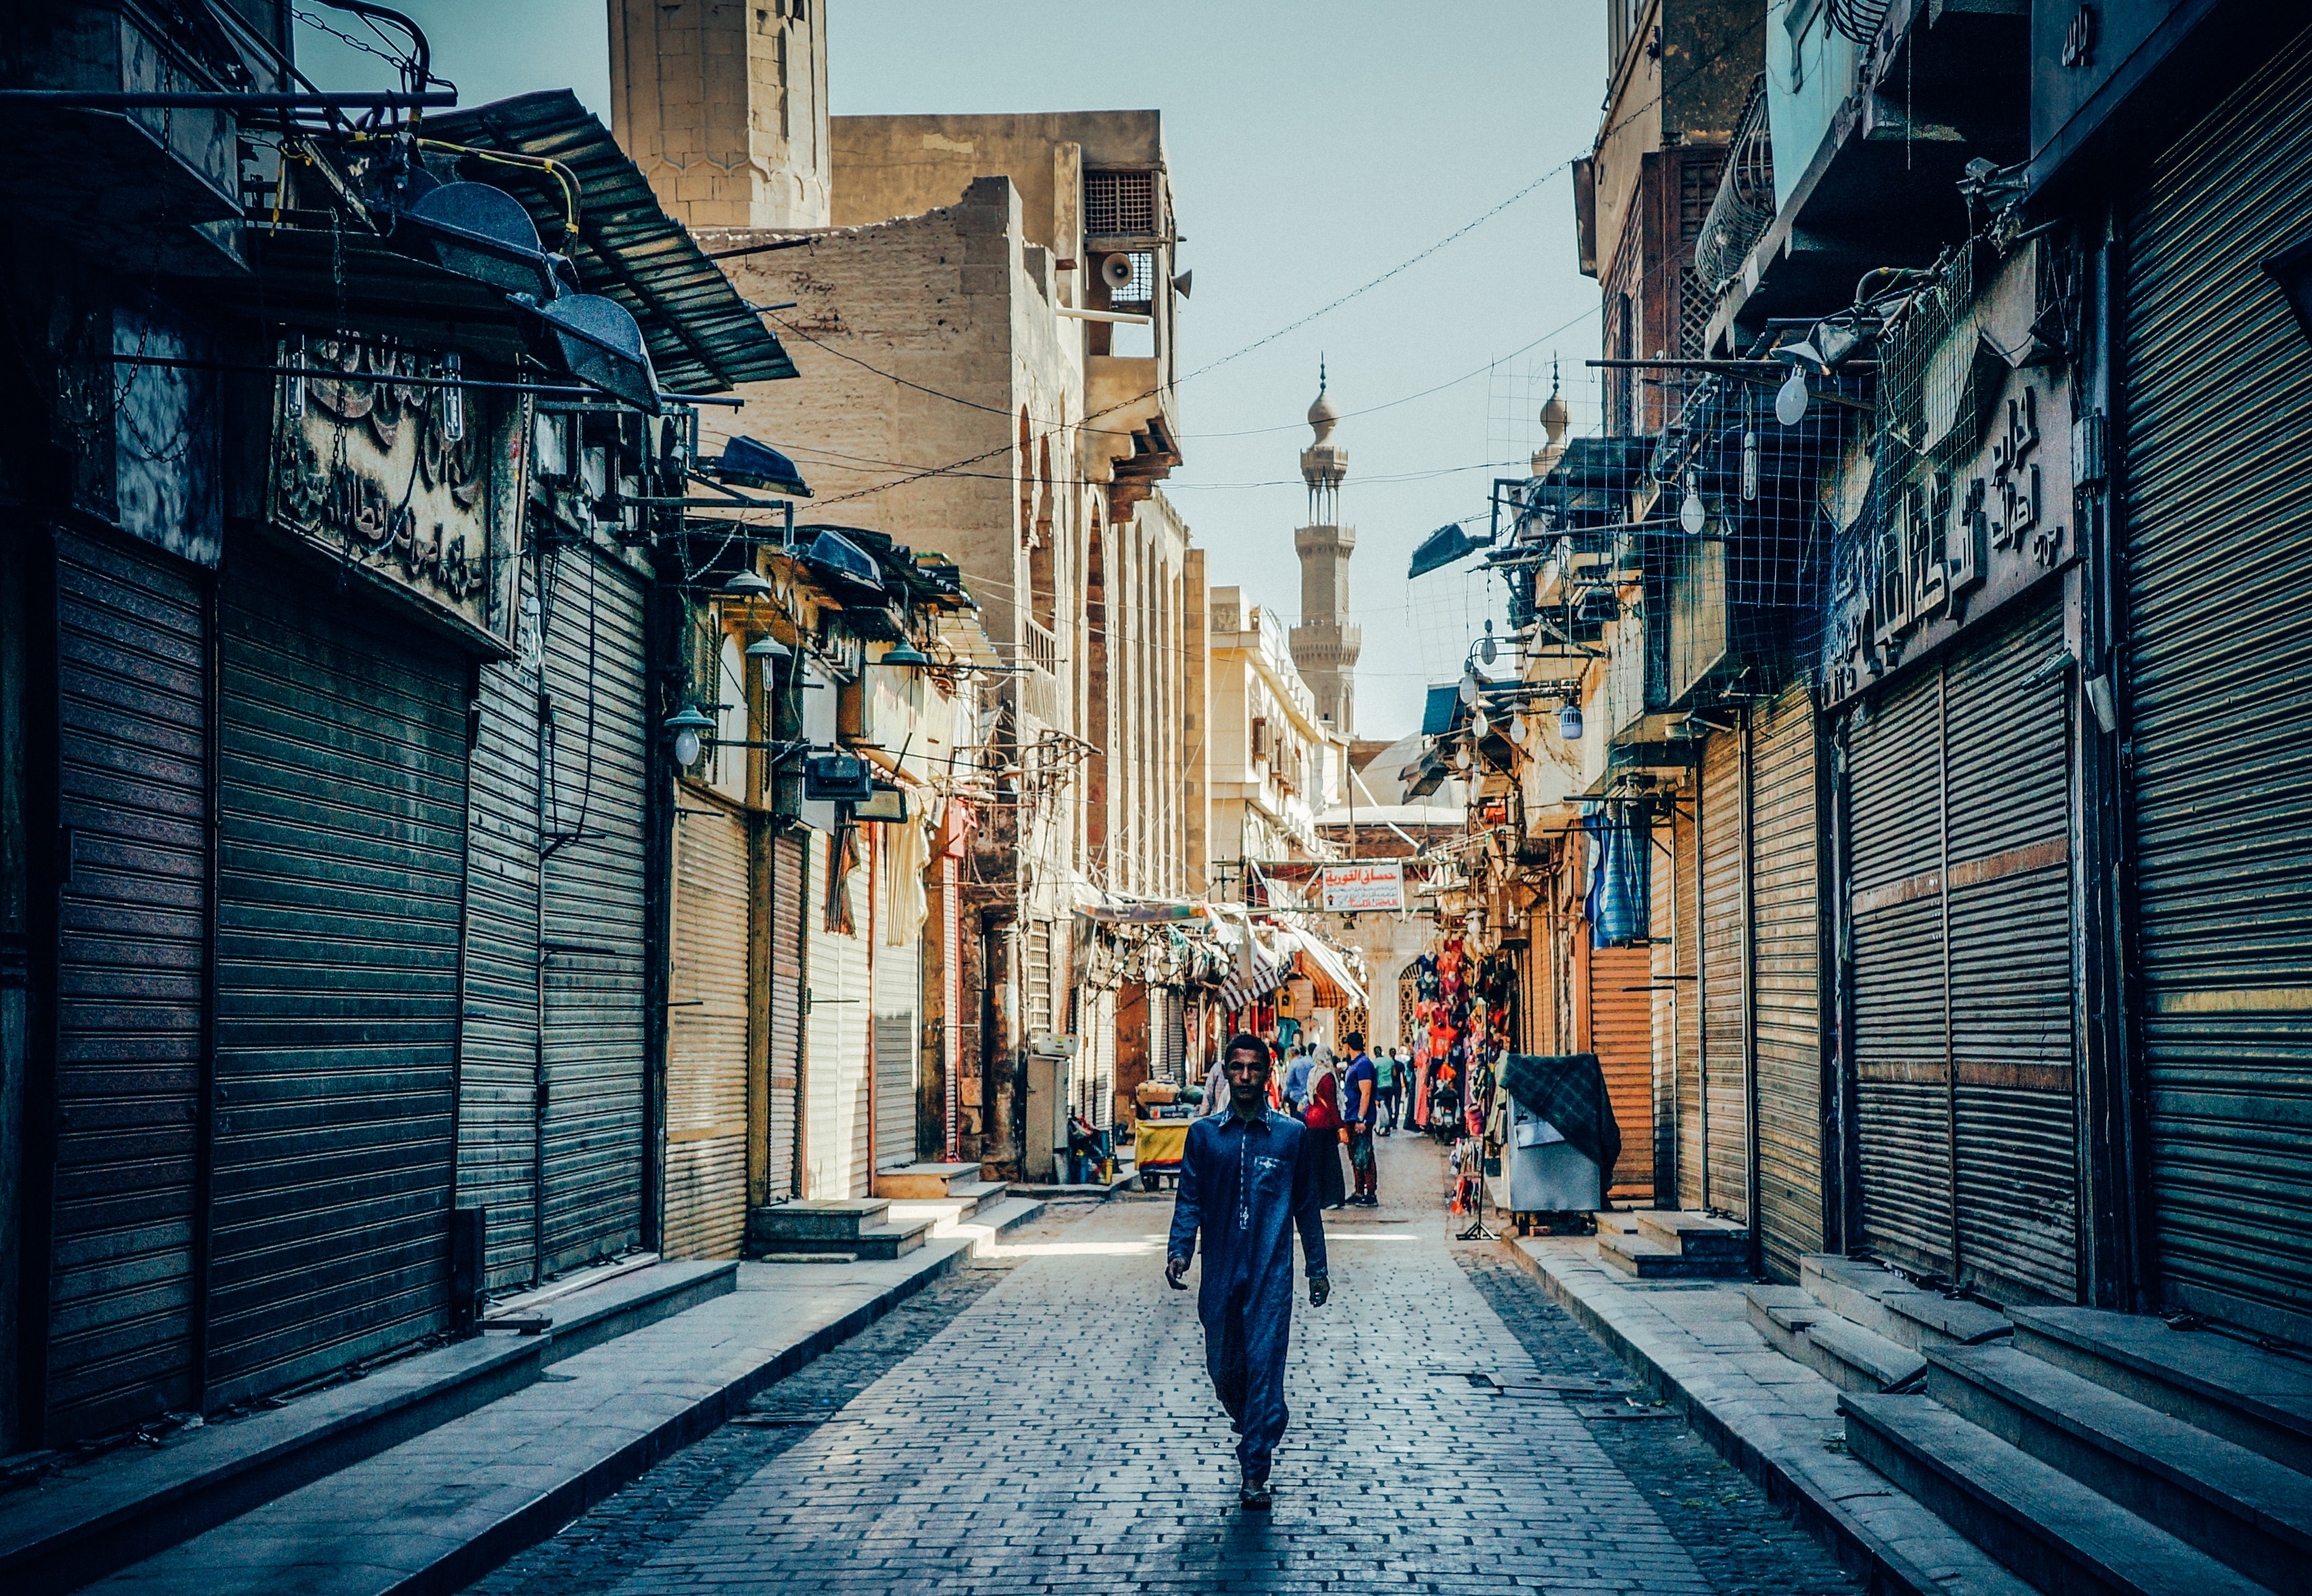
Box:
[1801,1253,1989,1351]
[1841,1392,2276,1596]
[871,1162,985,1200]
[751,1216,933,1262]
[0,1259,732,1594]
[1743,1283,1826,1354]
[1883,1290,2014,1350]
[1632,1210,1751,1261]
[2011,1307,2312,1478]
[1596,1231,1747,1280]
[1803,1315,1931,1394]
[1926,1343,2312,1593]
[747,1199,892,1246]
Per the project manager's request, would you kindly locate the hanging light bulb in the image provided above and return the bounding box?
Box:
[1455,742,1473,771]
[1471,709,1490,741]
[663,704,713,768]
[1741,388,1760,503]
[1775,367,1811,426]
[1459,669,1481,709]
[1480,619,1498,666]
[1558,700,1585,742]
[746,633,791,690]
[1507,714,1527,745]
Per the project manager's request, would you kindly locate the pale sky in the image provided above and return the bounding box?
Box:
[296,1,1610,740]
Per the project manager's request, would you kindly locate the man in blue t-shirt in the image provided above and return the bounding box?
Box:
[1340,1032,1379,1206]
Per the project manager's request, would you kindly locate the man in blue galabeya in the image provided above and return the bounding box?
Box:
[1165,1034,1332,1510]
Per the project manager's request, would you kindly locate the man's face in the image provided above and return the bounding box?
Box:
[1224,1050,1270,1113]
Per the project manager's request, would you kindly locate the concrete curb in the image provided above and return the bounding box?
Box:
[381,1236,983,1596]
[1499,1238,2035,1596]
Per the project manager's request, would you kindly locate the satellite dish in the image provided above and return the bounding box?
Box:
[1101,253,1137,290]
[1172,269,1193,298]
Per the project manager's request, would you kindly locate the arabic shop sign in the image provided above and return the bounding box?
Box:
[1821,368,2076,706]
[268,336,523,643]
[1321,859,1405,914]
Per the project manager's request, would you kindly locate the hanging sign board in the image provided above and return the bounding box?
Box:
[1321,859,1405,914]
[268,335,523,647]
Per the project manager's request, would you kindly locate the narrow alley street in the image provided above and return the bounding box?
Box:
[471,1132,1855,1594]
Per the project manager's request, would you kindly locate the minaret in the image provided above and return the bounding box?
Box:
[1289,363,1360,733]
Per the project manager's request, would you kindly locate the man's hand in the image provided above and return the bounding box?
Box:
[1309,1275,1332,1308]
[1165,1256,1190,1290]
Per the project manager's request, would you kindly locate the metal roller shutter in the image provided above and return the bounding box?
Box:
[1749,681,1824,1282]
[873,928,920,1172]
[1944,604,2075,1303]
[537,544,647,1273]
[1673,804,1703,1209]
[804,830,871,1197]
[939,857,961,1156]
[1848,662,1952,1275]
[1588,944,1653,1200]
[2123,26,2312,1339]
[663,798,750,1259]
[766,832,804,1198]
[1699,727,1748,1220]
[1094,988,1117,1131]
[458,552,541,1293]
[46,531,207,1438]
[1650,813,1680,1208]
[208,559,464,1405]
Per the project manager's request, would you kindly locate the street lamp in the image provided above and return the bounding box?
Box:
[744,633,791,690]
[1557,700,1584,741]
[663,704,713,768]
[879,641,933,671]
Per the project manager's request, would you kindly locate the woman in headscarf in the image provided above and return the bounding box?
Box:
[1300,1046,1350,1210]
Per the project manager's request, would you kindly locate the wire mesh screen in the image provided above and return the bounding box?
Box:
[1084,170,1156,236]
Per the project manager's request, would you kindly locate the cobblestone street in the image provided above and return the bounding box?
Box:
[469,1132,1857,1594]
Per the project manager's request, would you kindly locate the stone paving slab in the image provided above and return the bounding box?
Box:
[81,1231,1008,1596]
[595,1134,1721,1594]
[1506,1236,2039,1596]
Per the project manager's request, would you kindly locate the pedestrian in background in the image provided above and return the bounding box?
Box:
[1165,1034,1332,1511]
[1283,1046,1314,1118]
[1375,1047,1405,1135]
[1341,1032,1379,1206]
[1302,1047,1349,1209]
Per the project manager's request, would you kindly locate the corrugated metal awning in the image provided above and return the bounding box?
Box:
[421,91,797,392]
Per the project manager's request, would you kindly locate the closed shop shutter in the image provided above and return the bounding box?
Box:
[663,797,750,1258]
[1673,804,1704,1209]
[1848,662,1952,1276]
[1749,681,1824,1282]
[766,832,804,1199]
[1093,987,1117,1130]
[537,544,647,1273]
[2123,25,2312,1338]
[1944,605,2075,1302]
[458,552,540,1292]
[1650,812,1682,1206]
[1699,726,1748,1220]
[873,929,920,1171]
[938,854,960,1159]
[46,531,207,1438]
[208,559,464,1405]
[1024,919,1053,1038]
[1845,598,2078,1299]
[804,830,871,1196]
[1588,944,1653,1199]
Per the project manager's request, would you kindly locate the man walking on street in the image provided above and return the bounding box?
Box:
[1340,1032,1379,1206]
[1375,1047,1403,1134]
[1166,1034,1332,1510]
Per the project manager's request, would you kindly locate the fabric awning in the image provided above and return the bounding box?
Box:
[1290,930,1368,1009]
